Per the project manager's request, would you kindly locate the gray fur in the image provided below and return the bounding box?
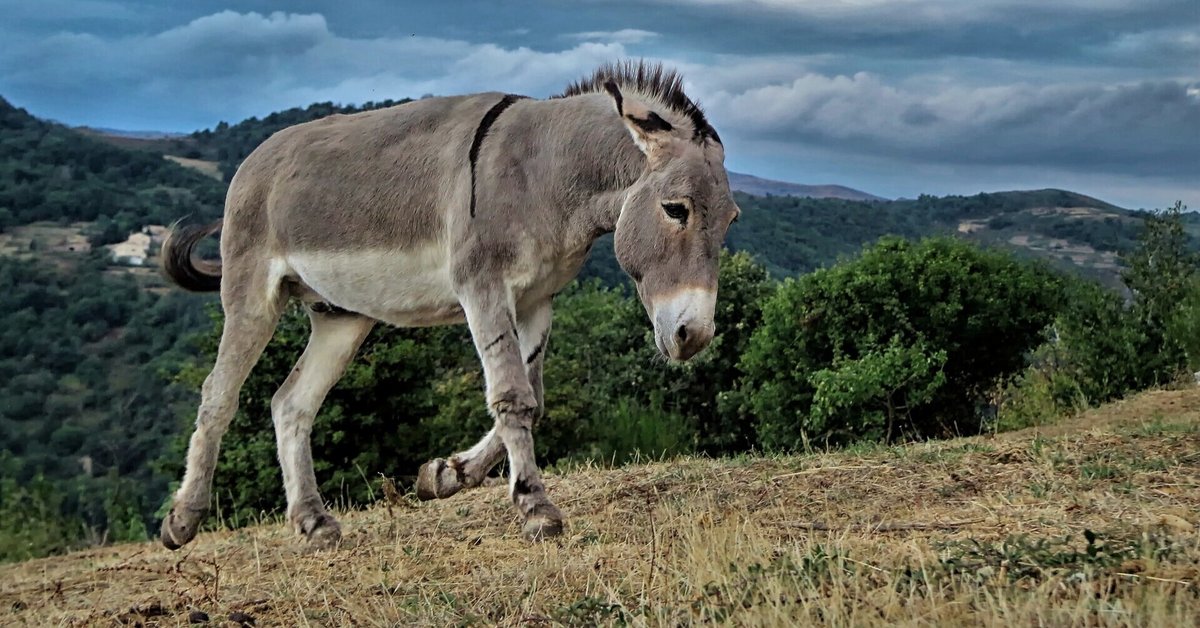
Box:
[159,61,739,549]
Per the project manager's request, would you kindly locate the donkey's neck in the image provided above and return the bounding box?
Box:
[531,94,647,241]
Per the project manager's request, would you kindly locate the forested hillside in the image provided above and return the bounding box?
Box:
[584,188,1150,287]
[86,99,411,182]
[1,94,1190,561]
[0,97,225,243]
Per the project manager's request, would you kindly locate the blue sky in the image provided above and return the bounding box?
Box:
[1,0,1197,208]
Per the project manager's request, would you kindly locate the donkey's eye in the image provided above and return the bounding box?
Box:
[662,201,690,225]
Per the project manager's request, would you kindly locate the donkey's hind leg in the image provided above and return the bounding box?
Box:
[271,308,374,549]
[161,287,283,550]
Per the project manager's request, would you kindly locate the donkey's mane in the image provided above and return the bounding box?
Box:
[556,60,720,143]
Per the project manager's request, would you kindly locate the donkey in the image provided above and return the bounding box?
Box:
[158,61,740,549]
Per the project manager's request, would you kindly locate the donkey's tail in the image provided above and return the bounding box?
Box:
[161,219,223,292]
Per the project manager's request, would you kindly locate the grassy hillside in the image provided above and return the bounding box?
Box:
[2,387,1197,625]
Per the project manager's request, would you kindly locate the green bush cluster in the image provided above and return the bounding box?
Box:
[739,237,1061,448]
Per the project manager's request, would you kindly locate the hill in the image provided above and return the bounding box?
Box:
[727,171,886,201]
[577,187,1146,287]
[0,97,218,519]
[2,387,1197,625]
[0,97,225,235]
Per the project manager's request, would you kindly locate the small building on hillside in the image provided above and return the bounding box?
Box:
[107,231,152,266]
[106,225,168,266]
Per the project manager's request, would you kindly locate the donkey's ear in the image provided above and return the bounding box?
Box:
[603,81,675,157]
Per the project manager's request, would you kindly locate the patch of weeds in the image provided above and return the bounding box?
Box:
[1028,480,1055,499]
[1112,479,1139,495]
[935,530,1181,584]
[1134,413,1196,437]
[692,546,854,622]
[841,440,905,458]
[1128,457,1171,472]
[554,597,629,627]
[724,452,771,467]
[1080,463,1123,481]
[915,442,996,467]
[912,449,950,464]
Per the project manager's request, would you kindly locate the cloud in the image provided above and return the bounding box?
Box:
[697,71,1200,177]
[564,29,659,44]
[0,0,139,23]
[0,10,626,129]
[604,0,1199,75]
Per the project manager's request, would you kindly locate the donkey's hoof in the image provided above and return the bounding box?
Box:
[160,507,204,550]
[416,458,461,501]
[522,504,565,541]
[300,513,342,550]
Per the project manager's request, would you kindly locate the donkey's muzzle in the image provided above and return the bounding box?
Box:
[652,287,717,362]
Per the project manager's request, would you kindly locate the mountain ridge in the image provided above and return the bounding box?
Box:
[726,172,886,201]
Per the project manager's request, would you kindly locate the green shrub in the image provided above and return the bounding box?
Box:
[1055,280,1143,403]
[739,237,1062,449]
[1119,201,1195,386]
[993,341,1088,432]
[0,470,86,563]
[1169,277,1200,374]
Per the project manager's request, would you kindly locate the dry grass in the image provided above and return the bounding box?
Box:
[3,389,1199,626]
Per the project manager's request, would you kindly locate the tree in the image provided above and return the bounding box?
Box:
[1120,201,1196,384]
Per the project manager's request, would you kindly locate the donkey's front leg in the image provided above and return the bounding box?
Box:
[460,291,563,539]
[416,300,551,501]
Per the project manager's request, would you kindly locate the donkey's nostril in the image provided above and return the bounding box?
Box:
[676,324,689,344]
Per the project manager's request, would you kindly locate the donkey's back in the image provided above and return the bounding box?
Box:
[210,92,519,326]
[236,92,508,256]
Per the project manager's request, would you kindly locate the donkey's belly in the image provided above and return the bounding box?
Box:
[285,248,465,327]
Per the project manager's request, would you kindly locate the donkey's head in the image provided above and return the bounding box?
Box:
[604,81,740,361]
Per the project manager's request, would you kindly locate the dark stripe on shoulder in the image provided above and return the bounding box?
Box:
[469,94,526,218]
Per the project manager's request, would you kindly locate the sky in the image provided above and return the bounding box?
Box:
[1,0,1197,208]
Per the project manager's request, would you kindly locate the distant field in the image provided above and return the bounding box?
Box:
[2,388,1197,626]
[0,222,90,256]
[0,223,93,273]
[164,155,222,180]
